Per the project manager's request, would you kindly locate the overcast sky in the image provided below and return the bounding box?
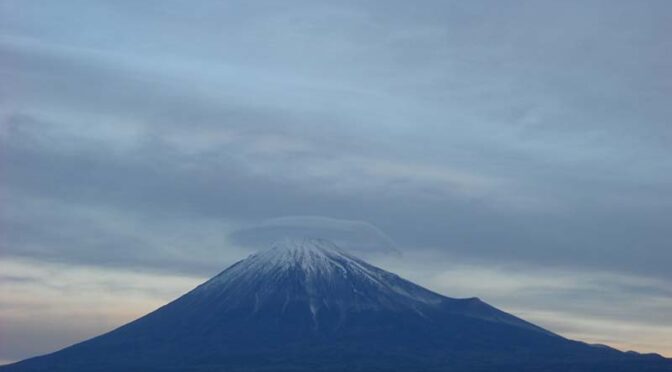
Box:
[1,0,671,363]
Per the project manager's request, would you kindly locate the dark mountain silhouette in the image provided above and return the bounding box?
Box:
[2,238,670,371]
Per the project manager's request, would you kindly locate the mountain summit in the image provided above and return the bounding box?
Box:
[194,238,548,334]
[3,239,670,371]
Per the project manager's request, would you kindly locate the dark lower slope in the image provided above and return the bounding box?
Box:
[3,295,669,372]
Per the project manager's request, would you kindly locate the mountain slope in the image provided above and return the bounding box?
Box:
[2,239,670,371]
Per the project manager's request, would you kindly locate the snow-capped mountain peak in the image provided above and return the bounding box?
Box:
[5,237,666,372]
[194,238,444,313]
[253,237,356,275]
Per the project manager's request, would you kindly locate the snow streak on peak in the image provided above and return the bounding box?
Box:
[254,238,356,274]
[196,237,444,308]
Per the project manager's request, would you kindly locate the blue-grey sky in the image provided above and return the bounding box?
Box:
[1,0,671,363]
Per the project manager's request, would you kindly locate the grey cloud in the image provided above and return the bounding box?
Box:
[2,103,672,280]
[0,193,229,276]
[0,275,39,285]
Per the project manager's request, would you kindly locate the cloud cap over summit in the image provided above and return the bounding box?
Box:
[230,216,400,257]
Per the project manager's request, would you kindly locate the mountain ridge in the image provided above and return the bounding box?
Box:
[2,238,671,371]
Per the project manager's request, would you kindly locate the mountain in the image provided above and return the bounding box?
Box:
[2,238,670,371]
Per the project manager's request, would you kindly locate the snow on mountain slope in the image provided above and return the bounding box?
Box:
[198,238,442,303]
[189,238,550,334]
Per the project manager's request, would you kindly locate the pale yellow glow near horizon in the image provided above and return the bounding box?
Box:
[518,309,672,358]
[0,258,204,363]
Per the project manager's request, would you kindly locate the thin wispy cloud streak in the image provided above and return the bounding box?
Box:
[1,0,671,362]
